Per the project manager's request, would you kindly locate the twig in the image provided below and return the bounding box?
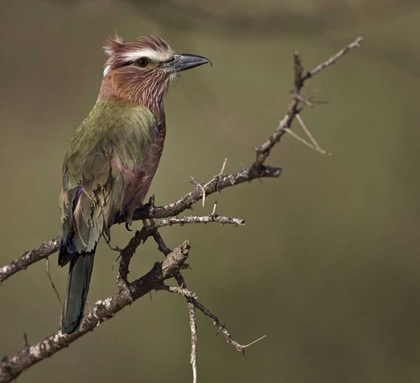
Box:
[294,93,313,107]
[151,232,199,382]
[154,227,263,381]
[211,201,217,216]
[0,237,60,283]
[166,286,197,299]
[188,299,198,383]
[150,214,245,228]
[163,284,266,359]
[45,257,62,303]
[254,36,362,169]
[151,230,171,256]
[296,113,321,150]
[190,176,206,207]
[284,127,326,154]
[219,158,228,175]
[0,214,243,283]
[136,165,281,221]
[23,334,28,348]
[303,36,363,80]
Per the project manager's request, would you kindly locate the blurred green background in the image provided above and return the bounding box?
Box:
[1,1,420,382]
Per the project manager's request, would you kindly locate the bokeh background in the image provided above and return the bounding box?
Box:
[1,1,420,382]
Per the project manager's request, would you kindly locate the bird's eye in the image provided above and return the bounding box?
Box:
[136,57,149,68]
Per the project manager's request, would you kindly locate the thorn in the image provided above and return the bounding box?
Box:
[243,334,267,349]
[284,128,327,155]
[216,324,225,336]
[294,93,313,107]
[190,175,206,207]
[219,158,228,175]
[211,201,218,217]
[86,299,93,310]
[45,257,62,303]
[296,113,328,154]
[111,253,122,271]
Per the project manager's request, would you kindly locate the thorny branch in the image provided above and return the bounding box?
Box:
[150,229,199,382]
[153,227,266,383]
[1,240,191,383]
[0,213,243,283]
[0,37,362,383]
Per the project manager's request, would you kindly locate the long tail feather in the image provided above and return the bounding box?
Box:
[61,251,95,334]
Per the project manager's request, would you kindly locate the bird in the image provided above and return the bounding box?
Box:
[58,35,210,334]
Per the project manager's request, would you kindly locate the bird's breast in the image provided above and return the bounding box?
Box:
[117,123,166,220]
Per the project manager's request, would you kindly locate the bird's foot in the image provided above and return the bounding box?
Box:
[103,229,111,243]
[125,221,133,231]
[103,231,121,252]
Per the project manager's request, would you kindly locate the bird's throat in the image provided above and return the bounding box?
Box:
[98,73,167,127]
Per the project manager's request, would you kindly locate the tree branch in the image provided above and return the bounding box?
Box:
[0,238,190,383]
[0,213,243,283]
[0,237,60,283]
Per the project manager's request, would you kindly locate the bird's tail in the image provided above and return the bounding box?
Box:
[61,251,95,334]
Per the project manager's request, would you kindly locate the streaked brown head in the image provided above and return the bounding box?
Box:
[100,35,211,109]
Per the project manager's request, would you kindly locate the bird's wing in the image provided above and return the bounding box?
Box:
[59,144,124,265]
[59,102,158,266]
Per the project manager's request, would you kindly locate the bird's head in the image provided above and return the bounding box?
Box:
[100,35,211,110]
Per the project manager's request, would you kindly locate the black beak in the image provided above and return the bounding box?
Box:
[162,53,211,73]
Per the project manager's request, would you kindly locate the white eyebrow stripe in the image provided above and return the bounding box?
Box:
[122,48,173,62]
[104,48,113,57]
[103,65,110,77]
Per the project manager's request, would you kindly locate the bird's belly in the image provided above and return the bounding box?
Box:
[117,139,164,222]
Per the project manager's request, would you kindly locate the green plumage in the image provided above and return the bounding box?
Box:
[59,99,157,333]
